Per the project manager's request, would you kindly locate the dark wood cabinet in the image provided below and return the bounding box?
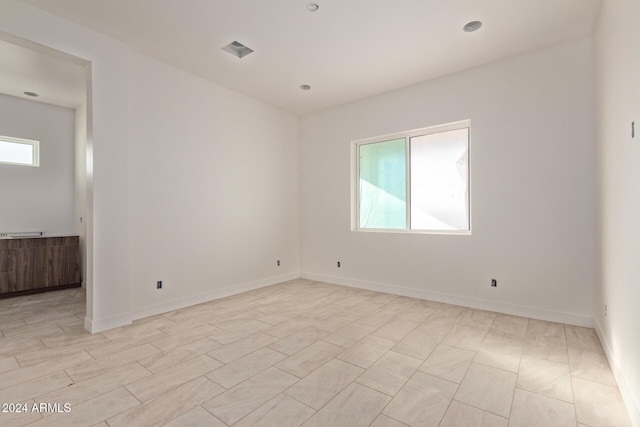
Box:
[0,236,80,298]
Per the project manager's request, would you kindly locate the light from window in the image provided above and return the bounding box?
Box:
[355,121,469,233]
[0,136,39,167]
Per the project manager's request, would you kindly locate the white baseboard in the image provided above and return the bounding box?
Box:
[84,312,132,334]
[84,272,300,333]
[301,272,594,327]
[595,320,640,427]
[131,272,301,323]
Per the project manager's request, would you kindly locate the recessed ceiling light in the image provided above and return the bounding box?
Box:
[307,3,319,12]
[463,21,482,32]
[23,91,39,97]
[300,84,311,91]
[221,41,254,59]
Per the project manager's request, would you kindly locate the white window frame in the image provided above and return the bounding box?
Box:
[351,120,471,235]
[0,135,40,167]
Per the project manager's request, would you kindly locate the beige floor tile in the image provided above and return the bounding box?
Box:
[268,327,328,355]
[572,376,633,427]
[565,325,603,353]
[276,340,344,378]
[323,322,376,348]
[383,372,457,427]
[457,309,497,330]
[150,324,221,352]
[522,335,569,364]
[139,337,220,373]
[419,344,476,383]
[370,414,409,426]
[568,347,617,386]
[0,337,46,359]
[162,406,226,427]
[509,388,575,427]
[372,318,419,341]
[126,354,221,402]
[86,329,168,359]
[442,324,487,350]
[208,320,272,345]
[303,382,390,427]
[207,332,277,363]
[234,394,315,427]
[263,318,312,338]
[15,345,96,368]
[29,387,139,427]
[392,328,440,360]
[356,310,398,328]
[313,314,358,333]
[103,317,177,340]
[356,351,422,396]
[454,363,516,417]
[108,377,224,427]
[485,314,529,342]
[207,347,287,389]
[337,335,396,369]
[286,358,363,409]
[0,322,65,339]
[0,399,43,427]
[0,283,633,427]
[0,351,92,389]
[475,336,522,373]
[39,328,109,349]
[416,315,458,337]
[439,400,507,427]
[0,356,18,373]
[526,319,566,340]
[35,363,150,411]
[65,344,160,382]
[0,371,71,403]
[203,367,298,425]
[517,355,573,403]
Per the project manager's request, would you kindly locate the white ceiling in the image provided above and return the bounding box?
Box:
[0,37,87,108]
[16,0,601,115]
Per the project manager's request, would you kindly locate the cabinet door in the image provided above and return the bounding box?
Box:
[47,245,80,286]
[0,249,16,294]
[16,247,47,291]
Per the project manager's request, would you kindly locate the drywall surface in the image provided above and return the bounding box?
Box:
[596,0,640,424]
[0,0,131,331]
[128,52,300,316]
[300,38,597,326]
[0,94,75,235]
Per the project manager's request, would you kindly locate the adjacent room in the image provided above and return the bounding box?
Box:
[0,0,638,426]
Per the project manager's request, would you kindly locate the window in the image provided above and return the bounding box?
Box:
[0,135,40,167]
[354,121,470,233]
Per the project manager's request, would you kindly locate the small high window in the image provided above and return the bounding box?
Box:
[353,121,470,234]
[0,135,39,167]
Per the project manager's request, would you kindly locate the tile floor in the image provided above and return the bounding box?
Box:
[0,279,633,427]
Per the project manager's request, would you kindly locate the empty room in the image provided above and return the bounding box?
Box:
[0,0,638,426]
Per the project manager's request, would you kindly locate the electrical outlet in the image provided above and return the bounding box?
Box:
[337,261,341,268]
[491,279,497,287]
[604,304,607,317]
[277,260,280,266]
[156,280,162,289]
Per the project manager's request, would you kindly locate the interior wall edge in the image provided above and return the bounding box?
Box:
[595,319,640,427]
[85,272,301,333]
[301,272,594,328]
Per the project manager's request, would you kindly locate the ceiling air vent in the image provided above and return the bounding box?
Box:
[221,41,254,59]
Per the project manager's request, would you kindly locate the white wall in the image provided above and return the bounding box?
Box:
[0,0,131,331]
[74,96,88,287]
[0,1,301,332]
[128,53,300,318]
[300,38,597,326]
[595,0,640,424]
[0,94,75,235]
